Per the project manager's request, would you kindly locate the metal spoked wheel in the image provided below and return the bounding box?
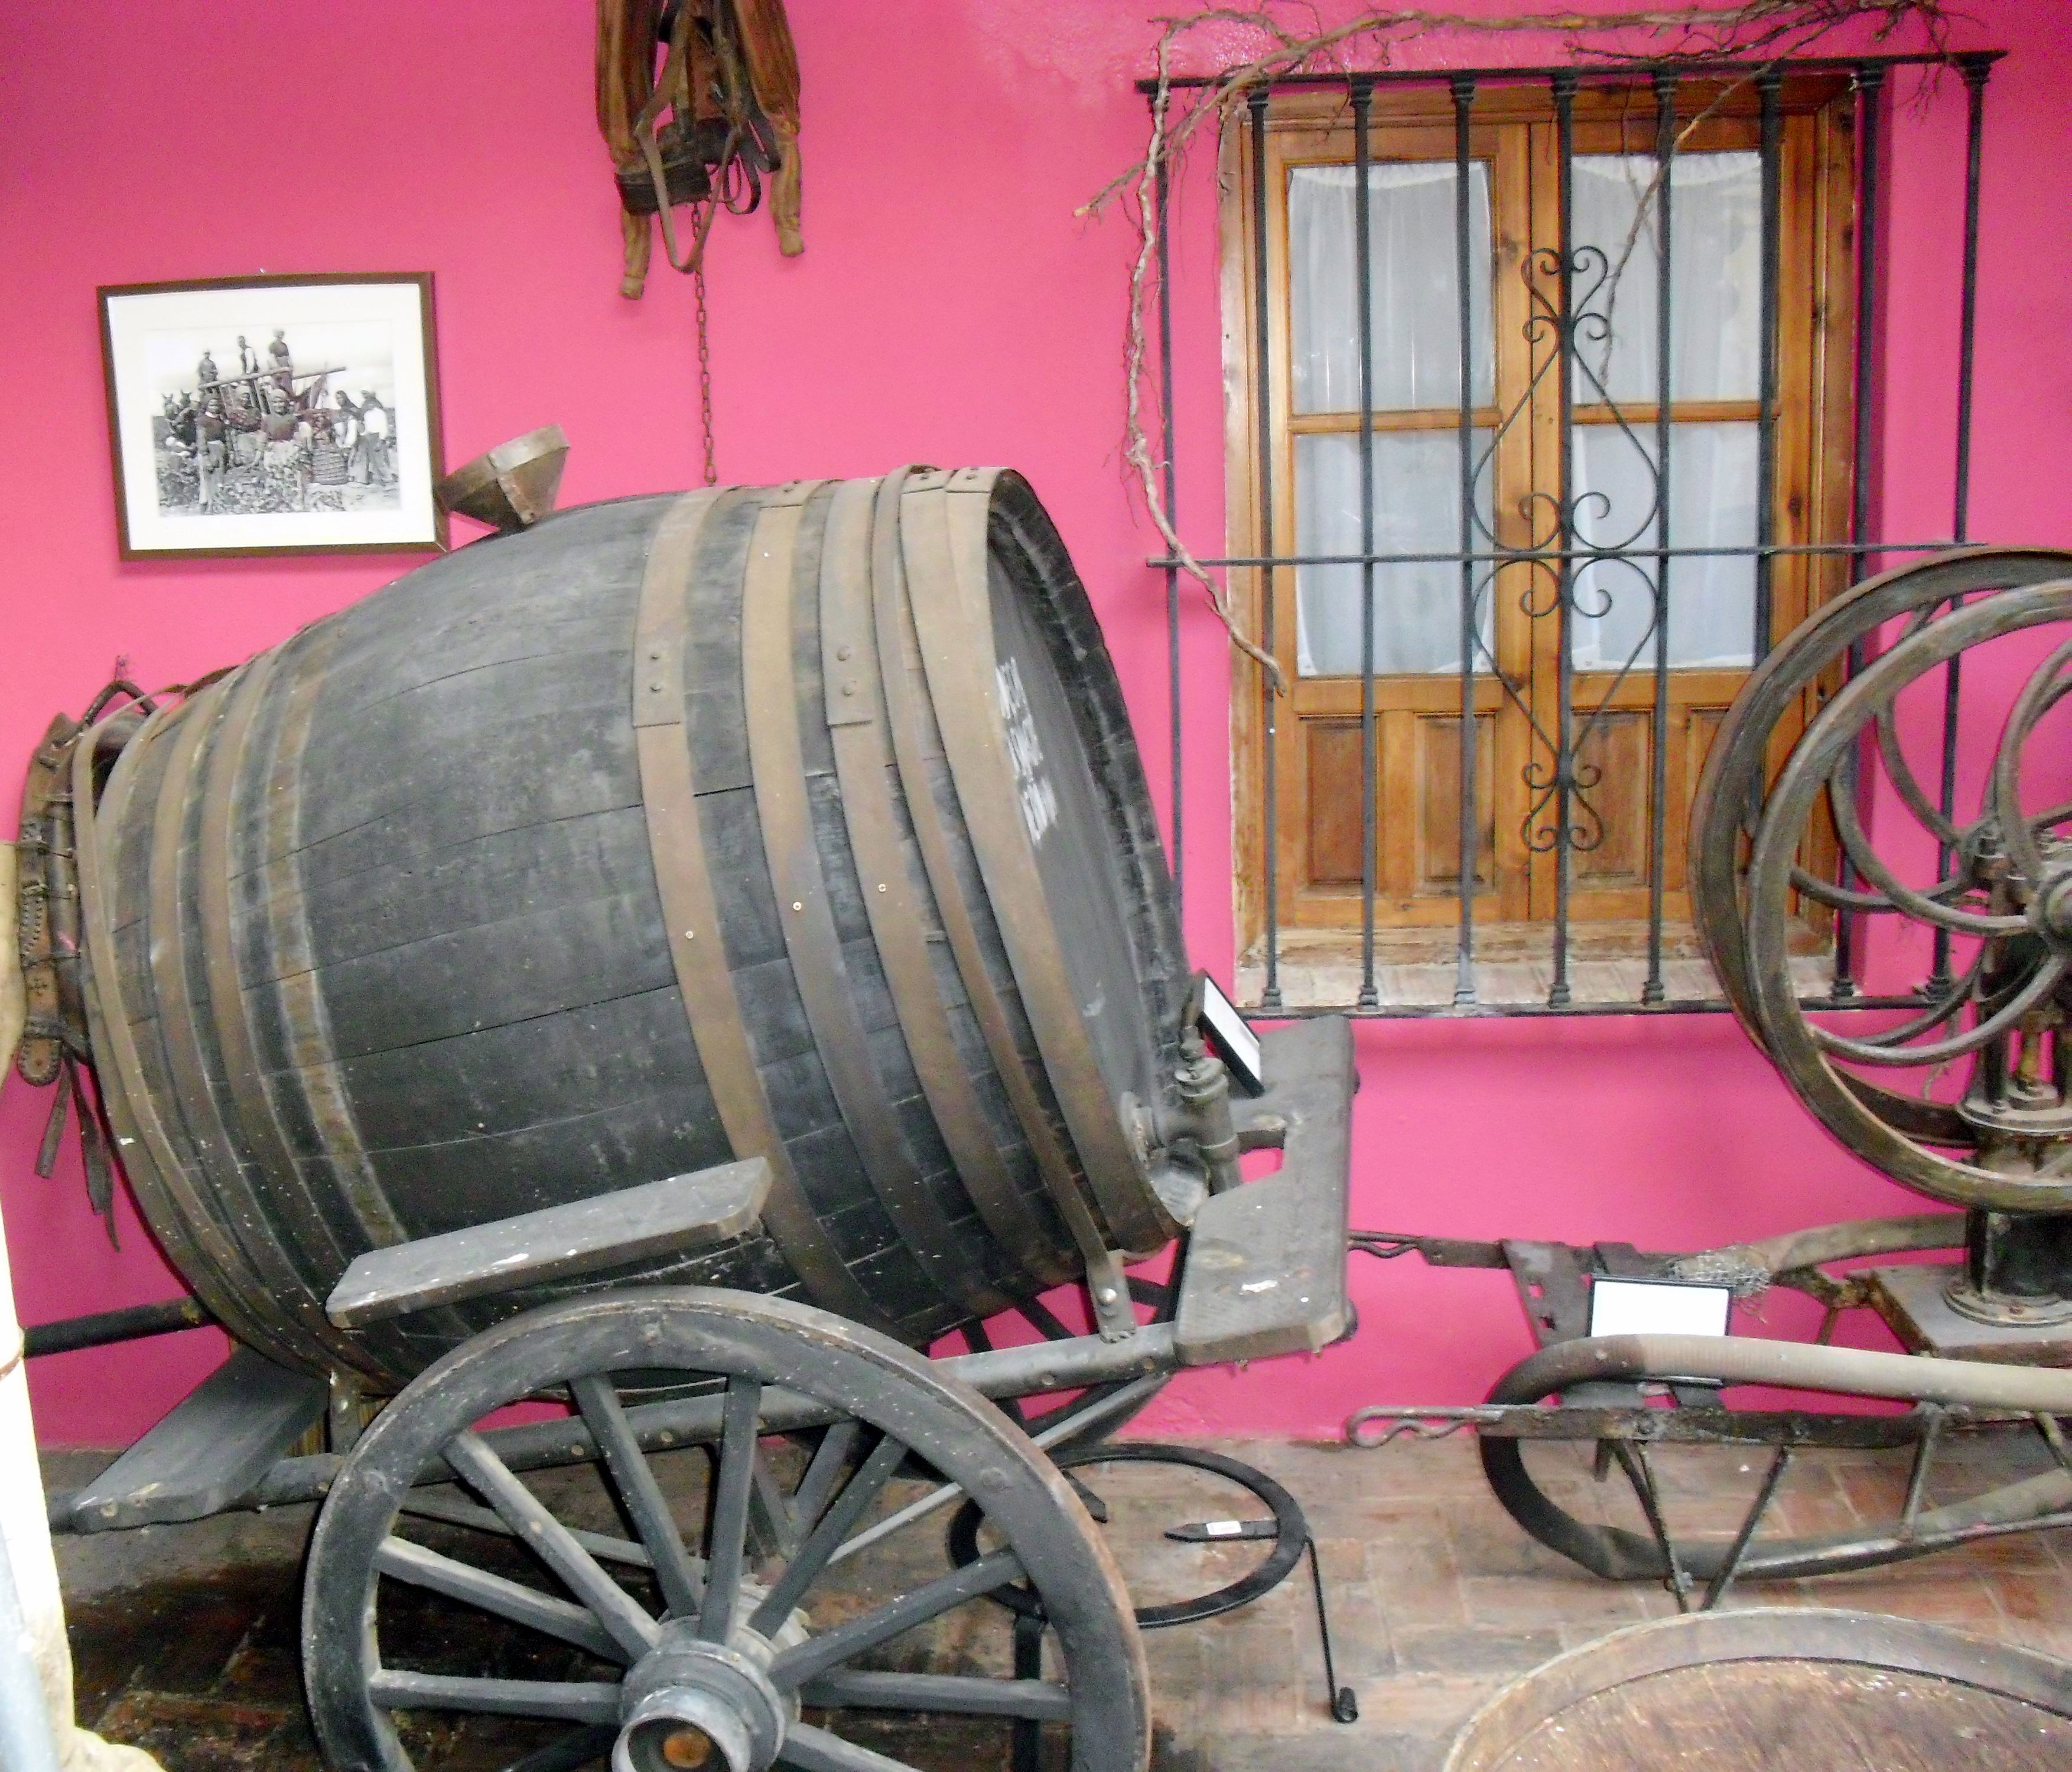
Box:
[302,1289,1149,1772]
[1739,576,2072,1210]
[1690,545,2072,1040]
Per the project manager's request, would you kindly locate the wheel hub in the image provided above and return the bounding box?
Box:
[614,1629,786,1772]
[2033,869,2072,947]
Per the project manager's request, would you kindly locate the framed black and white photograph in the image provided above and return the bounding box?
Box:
[99,272,444,558]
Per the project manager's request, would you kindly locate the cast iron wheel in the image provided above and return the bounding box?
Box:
[302,1289,1149,1772]
[1689,546,2072,1040]
[1741,578,2072,1210]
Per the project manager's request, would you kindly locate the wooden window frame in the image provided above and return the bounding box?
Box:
[1222,74,1859,960]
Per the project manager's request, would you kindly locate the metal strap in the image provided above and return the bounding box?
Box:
[819,476,1070,1288]
[868,472,1133,1330]
[196,641,435,1378]
[73,699,285,1364]
[901,473,1170,1255]
[633,488,896,1334]
[145,675,347,1368]
[742,484,1012,1322]
[245,622,415,1271]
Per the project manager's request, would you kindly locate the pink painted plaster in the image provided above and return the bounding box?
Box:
[1,2,2067,1447]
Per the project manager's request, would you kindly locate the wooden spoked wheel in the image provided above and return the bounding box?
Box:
[302,1290,1148,1772]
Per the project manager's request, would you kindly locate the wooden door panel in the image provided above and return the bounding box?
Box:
[1304,719,1365,888]
[1417,713,1497,895]
[1570,710,1652,889]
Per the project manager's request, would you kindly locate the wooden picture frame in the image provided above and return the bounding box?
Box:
[98,272,445,559]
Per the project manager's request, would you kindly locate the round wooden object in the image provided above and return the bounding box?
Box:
[73,470,1185,1385]
[1445,1610,2072,1772]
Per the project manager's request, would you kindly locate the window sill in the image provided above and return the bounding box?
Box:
[1234,920,1833,1012]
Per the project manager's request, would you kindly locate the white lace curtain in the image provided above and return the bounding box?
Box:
[1290,151,1764,678]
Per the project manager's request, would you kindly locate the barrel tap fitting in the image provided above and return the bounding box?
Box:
[1172,1031,1243,1196]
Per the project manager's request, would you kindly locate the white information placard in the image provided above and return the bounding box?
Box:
[1588,1276,1733,1339]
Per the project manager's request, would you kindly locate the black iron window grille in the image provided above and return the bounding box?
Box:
[1149,51,2001,1018]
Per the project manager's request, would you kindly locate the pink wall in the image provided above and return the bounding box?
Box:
[2,2,2066,1447]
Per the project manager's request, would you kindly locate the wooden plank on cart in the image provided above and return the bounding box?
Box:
[325,1158,773,1328]
[67,1346,326,1532]
[1175,1018,1354,1365]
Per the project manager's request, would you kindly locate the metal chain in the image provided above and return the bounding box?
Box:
[694,258,717,486]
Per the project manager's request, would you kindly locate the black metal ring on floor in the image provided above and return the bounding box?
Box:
[947,1441,1309,1628]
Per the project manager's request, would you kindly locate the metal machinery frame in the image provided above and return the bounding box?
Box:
[1347,549,2072,1607]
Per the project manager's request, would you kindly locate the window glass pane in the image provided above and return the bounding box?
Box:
[1569,152,1761,405]
[1289,161,1494,415]
[1294,429,1495,677]
[1570,420,1758,671]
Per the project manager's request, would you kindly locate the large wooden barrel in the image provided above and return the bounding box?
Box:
[76,468,1188,1387]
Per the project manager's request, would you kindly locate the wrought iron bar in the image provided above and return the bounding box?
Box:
[1157,151,1182,922]
[1549,70,1579,1009]
[1953,56,1992,544]
[1846,61,1889,584]
[1135,51,1994,95]
[1644,72,1678,1006]
[1614,1440,1693,1611]
[1153,540,1967,570]
[1354,78,1380,1009]
[1931,55,1993,993]
[1265,992,1925,1022]
[1153,55,2001,1019]
[1453,73,1479,1006]
[1700,1435,1797,1610]
[1754,70,1783,664]
[1833,60,1888,1001]
[1250,87,1283,1012]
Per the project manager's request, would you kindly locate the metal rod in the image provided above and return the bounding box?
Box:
[1136,50,1998,95]
[1354,77,1380,1009]
[1898,1403,1946,1539]
[1157,144,1183,922]
[1644,72,1677,1006]
[1452,72,1479,1007]
[1229,991,1924,1021]
[2038,1412,2072,1478]
[1701,1438,1795,1610]
[24,1295,212,1358]
[1251,87,1283,1012]
[1846,63,1888,584]
[1932,56,1993,992]
[1952,56,1992,545]
[1549,70,1578,1009]
[1151,539,1966,570]
[1306,1538,1357,1723]
[1614,1440,1692,1611]
[1753,70,1782,664]
[1833,63,1886,1001]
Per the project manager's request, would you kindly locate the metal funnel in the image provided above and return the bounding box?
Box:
[435,426,570,533]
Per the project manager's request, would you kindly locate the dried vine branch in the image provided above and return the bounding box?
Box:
[1095,1,1951,688]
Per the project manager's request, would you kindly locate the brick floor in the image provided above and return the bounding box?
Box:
[47,1428,2072,1771]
